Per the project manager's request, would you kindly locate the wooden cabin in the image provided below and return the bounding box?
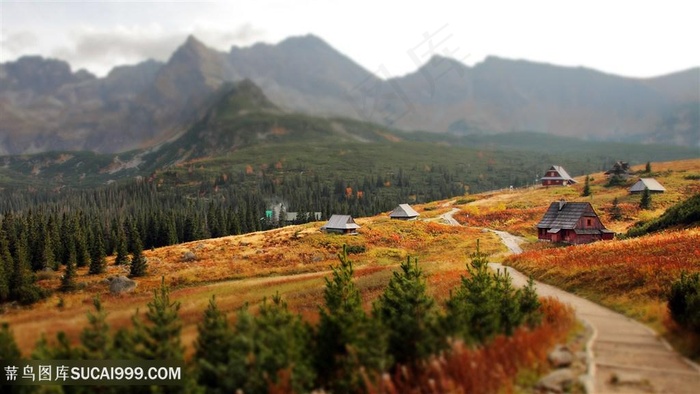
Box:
[321,215,360,234]
[389,204,420,220]
[541,165,577,186]
[629,178,666,194]
[604,161,632,179]
[537,200,614,244]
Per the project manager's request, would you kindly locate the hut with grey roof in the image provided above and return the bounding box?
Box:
[389,204,420,220]
[321,214,360,234]
[537,200,614,244]
[629,178,666,194]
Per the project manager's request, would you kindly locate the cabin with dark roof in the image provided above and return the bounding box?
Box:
[321,214,360,234]
[604,161,632,179]
[389,204,420,220]
[541,165,577,186]
[537,200,614,244]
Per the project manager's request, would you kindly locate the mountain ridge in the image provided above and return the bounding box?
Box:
[0,33,698,155]
[0,78,698,191]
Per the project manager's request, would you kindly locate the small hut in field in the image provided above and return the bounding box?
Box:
[629,178,666,194]
[389,204,420,220]
[321,215,360,234]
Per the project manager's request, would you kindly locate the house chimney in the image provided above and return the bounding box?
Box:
[558,199,566,210]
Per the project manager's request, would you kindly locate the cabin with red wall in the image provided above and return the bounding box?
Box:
[537,201,614,244]
[541,165,577,186]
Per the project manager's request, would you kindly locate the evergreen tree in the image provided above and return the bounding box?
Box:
[10,228,42,304]
[129,236,147,277]
[73,215,90,268]
[31,332,78,360]
[0,322,21,359]
[89,227,107,275]
[668,271,700,332]
[225,305,255,391]
[445,241,499,343]
[0,231,11,302]
[252,294,315,392]
[31,334,53,360]
[47,215,62,269]
[80,297,111,359]
[581,175,591,197]
[494,269,522,336]
[38,224,55,272]
[606,174,626,187]
[195,296,231,392]
[640,186,652,210]
[162,214,178,246]
[114,226,129,266]
[111,328,136,360]
[520,276,542,328]
[131,277,183,360]
[374,256,442,365]
[645,161,652,173]
[610,197,623,221]
[315,245,387,392]
[225,294,316,393]
[61,242,78,293]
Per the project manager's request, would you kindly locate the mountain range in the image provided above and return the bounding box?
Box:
[0,34,698,155]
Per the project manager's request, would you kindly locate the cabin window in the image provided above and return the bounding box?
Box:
[586,218,592,227]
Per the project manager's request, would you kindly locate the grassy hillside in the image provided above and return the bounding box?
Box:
[1,211,505,355]
[627,193,700,236]
[452,158,700,237]
[442,158,700,358]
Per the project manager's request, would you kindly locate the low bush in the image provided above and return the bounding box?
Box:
[668,271,700,333]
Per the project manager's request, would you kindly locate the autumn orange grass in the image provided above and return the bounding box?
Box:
[1,212,504,356]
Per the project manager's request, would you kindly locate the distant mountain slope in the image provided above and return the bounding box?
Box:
[0,79,698,192]
[0,34,698,155]
[146,79,405,168]
[388,56,695,143]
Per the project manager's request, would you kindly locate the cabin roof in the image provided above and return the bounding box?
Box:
[629,178,666,193]
[541,165,576,183]
[537,201,594,229]
[321,214,360,230]
[389,204,420,218]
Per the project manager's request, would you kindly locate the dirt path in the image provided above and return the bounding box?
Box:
[441,209,700,393]
[438,207,461,225]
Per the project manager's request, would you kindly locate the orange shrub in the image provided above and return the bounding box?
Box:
[453,207,542,237]
[367,297,575,394]
[505,229,700,300]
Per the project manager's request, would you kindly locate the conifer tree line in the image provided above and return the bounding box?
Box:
[0,161,484,306]
[0,181,273,305]
[0,244,543,393]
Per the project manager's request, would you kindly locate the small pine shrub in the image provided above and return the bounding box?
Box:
[668,271,700,333]
[345,244,366,254]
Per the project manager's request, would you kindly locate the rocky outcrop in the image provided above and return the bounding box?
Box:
[106,276,136,294]
[548,345,575,368]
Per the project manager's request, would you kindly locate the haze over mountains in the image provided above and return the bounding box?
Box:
[1,34,698,155]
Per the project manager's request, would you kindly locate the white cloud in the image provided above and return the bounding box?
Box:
[46,23,266,76]
[0,0,697,78]
[0,30,40,61]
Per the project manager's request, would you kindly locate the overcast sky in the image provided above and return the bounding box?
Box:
[1,0,698,79]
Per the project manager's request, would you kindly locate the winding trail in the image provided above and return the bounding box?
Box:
[442,208,700,393]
